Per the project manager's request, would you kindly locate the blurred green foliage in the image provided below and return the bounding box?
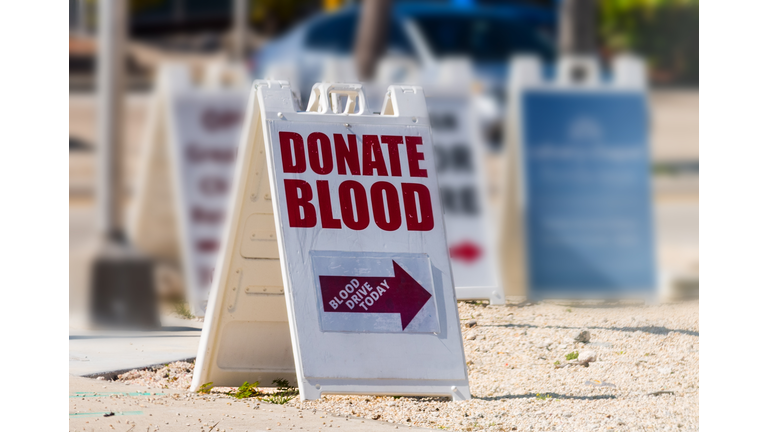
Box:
[599,0,698,86]
[250,0,317,35]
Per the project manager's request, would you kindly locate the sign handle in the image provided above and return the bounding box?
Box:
[305,83,371,115]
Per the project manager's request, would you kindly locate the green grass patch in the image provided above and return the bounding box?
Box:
[232,381,260,399]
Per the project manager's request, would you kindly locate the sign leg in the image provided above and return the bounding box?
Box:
[451,385,471,401]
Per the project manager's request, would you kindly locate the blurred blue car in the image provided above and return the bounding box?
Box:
[254,7,553,93]
[252,3,556,149]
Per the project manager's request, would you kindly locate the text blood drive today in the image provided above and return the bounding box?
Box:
[277,131,435,232]
[327,278,386,311]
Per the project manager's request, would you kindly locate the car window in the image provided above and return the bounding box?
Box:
[305,13,357,53]
[412,15,554,62]
[305,12,414,55]
[388,21,414,55]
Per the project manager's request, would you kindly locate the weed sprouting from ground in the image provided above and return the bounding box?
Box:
[262,379,299,405]
[214,379,299,403]
[232,381,260,399]
[173,300,194,319]
[565,351,579,361]
[196,382,214,394]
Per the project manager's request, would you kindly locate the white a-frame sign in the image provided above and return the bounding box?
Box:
[424,84,504,305]
[192,81,470,401]
[129,64,247,316]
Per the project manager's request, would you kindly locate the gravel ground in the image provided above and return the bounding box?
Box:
[117,300,699,431]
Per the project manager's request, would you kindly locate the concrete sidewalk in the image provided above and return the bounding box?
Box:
[69,315,204,377]
[69,203,207,378]
[69,375,429,432]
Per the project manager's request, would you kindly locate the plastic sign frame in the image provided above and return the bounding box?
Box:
[129,64,248,316]
[423,85,504,305]
[193,80,470,401]
[500,54,659,300]
[190,80,294,391]
[129,65,190,265]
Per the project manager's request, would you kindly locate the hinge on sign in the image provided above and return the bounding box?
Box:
[226,268,243,312]
[244,286,284,295]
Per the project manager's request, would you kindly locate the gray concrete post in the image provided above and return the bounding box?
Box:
[233,0,248,60]
[90,0,159,329]
[96,0,126,241]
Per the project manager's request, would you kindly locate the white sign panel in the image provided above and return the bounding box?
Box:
[269,84,469,399]
[166,90,247,316]
[267,98,469,398]
[425,89,504,304]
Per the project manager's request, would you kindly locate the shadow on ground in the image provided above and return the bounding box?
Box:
[69,325,202,340]
[475,393,617,401]
[484,323,698,337]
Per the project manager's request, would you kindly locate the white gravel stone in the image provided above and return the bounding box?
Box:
[578,350,597,362]
[574,330,591,343]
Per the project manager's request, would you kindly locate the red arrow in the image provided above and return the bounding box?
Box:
[449,240,483,264]
[319,261,432,330]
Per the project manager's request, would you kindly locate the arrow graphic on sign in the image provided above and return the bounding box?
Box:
[319,261,432,330]
[449,240,484,264]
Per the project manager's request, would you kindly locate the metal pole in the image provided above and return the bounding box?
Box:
[97,0,126,242]
[354,0,392,81]
[558,0,597,55]
[233,0,248,60]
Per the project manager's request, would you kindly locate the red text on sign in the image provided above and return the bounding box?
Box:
[278,131,435,232]
[278,131,428,178]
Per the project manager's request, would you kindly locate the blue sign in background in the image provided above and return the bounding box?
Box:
[521,90,656,298]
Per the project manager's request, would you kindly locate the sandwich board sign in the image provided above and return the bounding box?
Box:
[192,81,470,400]
[359,57,504,305]
[129,64,248,316]
[500,55,657,300]
[129,65,190,264]
[424,85,503,305]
